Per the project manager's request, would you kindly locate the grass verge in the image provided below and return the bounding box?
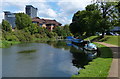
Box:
[84,35,120,46]
[72,43,112,77]
[0,38,58,48]
[0,40,21,48]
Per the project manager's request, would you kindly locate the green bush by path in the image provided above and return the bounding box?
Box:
[72,43,112,77]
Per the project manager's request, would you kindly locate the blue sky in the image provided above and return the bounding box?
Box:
[1,0,93,25]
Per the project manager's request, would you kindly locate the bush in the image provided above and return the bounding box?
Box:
[13,30,33,42]
[2,31,19,41]
[2,20,12,32]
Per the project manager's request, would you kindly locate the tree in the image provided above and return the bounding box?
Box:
[15,13,32,29]
[29,24,38,34]
[70,2,118,37]
[70,9,101,36]
[96,2,119,37]
[116,1,120,26]
[2,20,12,32]
[63,24,72,36]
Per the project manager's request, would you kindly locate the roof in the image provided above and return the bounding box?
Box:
[32,17,62,26]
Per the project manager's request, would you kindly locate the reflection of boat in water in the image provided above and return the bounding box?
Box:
[70,44,100,69]
[72,44,98,60]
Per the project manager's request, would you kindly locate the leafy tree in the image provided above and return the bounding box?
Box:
[27,23,38,35]
[63,24,72,36]
[116,1,120,26]
[86,3,99,11]
[2,20,12,32]
[70,2,118,37]
[15,13,32,29]
[70,9,101,36]
[96,2,119,37]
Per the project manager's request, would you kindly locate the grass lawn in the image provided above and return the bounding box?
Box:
[0,40,20,48]
[84,35,120,46]
[100,36,120,46]
[72,43,112,78]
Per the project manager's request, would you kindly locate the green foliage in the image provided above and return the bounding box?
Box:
[15,13,32,29]
[70,10,101,36]
[2,20,12,32]
[70,2,118,37]
[63,24,72,36]
[2,31,19,41]
[86,3,99,11]
[13,30,33,42]
[24,23,38,34]
[1,40,20,48]
[53,25,72,37]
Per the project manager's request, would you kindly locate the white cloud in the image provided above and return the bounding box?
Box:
[38,8,57,18]
[58,0,92,15]
[1,0,92,24]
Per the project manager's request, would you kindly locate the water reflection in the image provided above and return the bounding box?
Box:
[46,40,100,69]
[67,40,100,68]
[2,40,100,77]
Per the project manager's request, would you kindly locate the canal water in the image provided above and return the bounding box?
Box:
[2,41,99,77]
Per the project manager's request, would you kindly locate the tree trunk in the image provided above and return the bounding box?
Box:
[101,31,104,38]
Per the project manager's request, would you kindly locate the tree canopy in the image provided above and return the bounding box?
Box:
[15,13,32,29]
[2,20,12,32]
[70,2,119,37]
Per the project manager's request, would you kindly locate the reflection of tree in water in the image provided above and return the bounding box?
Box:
[70,46,90,69]
[47,41,71,50]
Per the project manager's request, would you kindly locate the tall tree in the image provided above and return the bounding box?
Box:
[116,1,120,26]
[2,20,12,32]
[15,13,32,29]
[96,2,119,37]
[70,4,101,36]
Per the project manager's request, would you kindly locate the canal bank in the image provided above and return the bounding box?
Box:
[0,38,57,48]
[95,42,119,78]
[72,43,113,77]
[2,40,113,77]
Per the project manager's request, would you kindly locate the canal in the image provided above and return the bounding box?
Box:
[2,41,99,77]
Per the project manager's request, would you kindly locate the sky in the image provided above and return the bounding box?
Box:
[0,0,93,25]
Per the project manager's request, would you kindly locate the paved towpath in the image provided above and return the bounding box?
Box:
[95,42,119,78]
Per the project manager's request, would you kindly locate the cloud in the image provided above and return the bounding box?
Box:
[58,0,92,15]
[1,0,92,25]
[38,8,57,18]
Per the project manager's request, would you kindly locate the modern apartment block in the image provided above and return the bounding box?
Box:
[3,5,37,28]
[4,11,16,28]
[25,5,38,18]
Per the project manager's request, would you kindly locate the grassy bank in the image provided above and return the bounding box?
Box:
[72,43,112,77]
[0,40,21,48]
[0,37,58,48]
[84,35,120,46]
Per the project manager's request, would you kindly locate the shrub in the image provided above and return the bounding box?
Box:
[2,31,19,41]
[2,20,12,32]
[13,30,33,42]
